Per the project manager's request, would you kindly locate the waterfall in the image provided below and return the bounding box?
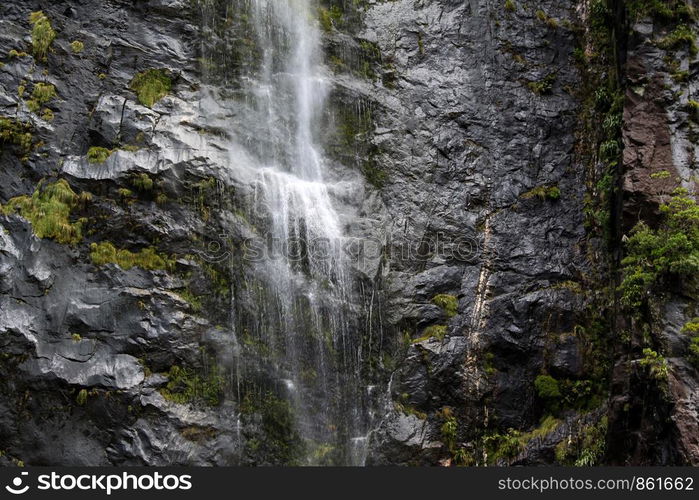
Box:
[199,0,368,465]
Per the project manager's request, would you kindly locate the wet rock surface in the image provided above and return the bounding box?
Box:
[0,0,697,466]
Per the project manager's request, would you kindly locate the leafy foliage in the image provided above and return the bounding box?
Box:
[620,189,699,307]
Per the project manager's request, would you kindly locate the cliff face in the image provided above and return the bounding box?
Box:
[0,0,696,466]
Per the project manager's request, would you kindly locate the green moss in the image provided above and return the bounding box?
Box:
[8,49,28,58]
[159,365,223,406]
[87,146,113,164]
[28,11,56,62]
[431,294,458,318]
[412,324,448,343]
[89,241,175,271]
[130,69,172,108]
[25,82,56,113]
[534,374,561,399]
[3,179,83,245]
[70,40,84,54]
[176,288,203,313]
[504,0,516,12]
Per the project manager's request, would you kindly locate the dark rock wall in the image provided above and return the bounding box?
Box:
[0,0,696,466]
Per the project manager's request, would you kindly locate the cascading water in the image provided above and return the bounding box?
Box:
[199,0,369,465]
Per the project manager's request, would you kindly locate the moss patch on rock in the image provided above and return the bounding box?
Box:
[130,69,172,108]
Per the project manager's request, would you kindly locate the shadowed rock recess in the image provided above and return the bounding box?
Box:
[0,0,697,466]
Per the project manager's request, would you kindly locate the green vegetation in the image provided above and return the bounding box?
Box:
[89,241,175,271]
[25,83,56,113]
[620,188,699,308]
[658,24,698,55]
[534,374,561,399]
[627,0,696,21]
[240,391,305,464]
[318,6,342,32]
[688,336,699,370]
[8,49,28,58]
[159,365,223,406]
[522,184,561,200]
[484,416,561,464]
[682,319,699,369]
[176,288,203,313]
[504,0,516,12]
[87,146,113,164]
[527,73,557,95]
[130,69,172,108]
[3,179,84,245]
[0,116,33,155]
[131,173,154,191]
[28,11,55,61]
[555,416,607,466]
[639,348,669,381]
[76,389,88,406]
[70,40,84,54]
[431,294,458,318]
[536,9,558,28]
[440,408,458,454]
[412,324,447,343]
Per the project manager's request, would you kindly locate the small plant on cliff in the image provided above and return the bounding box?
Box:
[130,69,172,108]
[318,6,342,32]
[70,40,84,54]
[25,83,56,113]
[90,241,174,271]
[28,11,55,61]
[159,365,223,406]
[658,24,698,55]
[527,73,557,95]
[534,374,561,399]
[619,188,699,308]
[639,348,668,381]
[3,179,84,245]
[431,294,458,318]
[504,0,516,12]
[522,184,561,200]
[412,324,447,343]
[87,146,113,164]
[0,116,33,155]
